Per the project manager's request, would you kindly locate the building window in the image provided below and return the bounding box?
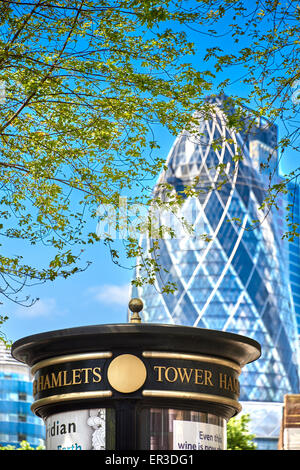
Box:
[139,408,226,450]
[18,392,27,401]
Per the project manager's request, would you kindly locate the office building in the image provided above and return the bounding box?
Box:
[130,95,300,449]
[286,182,300,338]
[0,341,45,448]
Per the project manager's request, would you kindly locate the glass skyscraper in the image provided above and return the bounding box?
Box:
[286,182,300,337]
[0,342,45,448]
[130,95,300,449]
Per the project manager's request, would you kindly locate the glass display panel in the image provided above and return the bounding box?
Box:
[139,408,226,450]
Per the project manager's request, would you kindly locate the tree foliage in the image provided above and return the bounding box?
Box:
[0,0,214,308]
[0,439,44,450]
[227,414,257,451]
[197,0,300,240]
[0,0,298,318]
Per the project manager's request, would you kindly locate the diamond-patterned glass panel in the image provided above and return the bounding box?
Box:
[131,98,300,409]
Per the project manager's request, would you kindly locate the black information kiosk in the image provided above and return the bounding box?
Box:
[11,299,261,451]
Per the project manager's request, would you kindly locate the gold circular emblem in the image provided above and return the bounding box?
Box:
[107,354,147,393]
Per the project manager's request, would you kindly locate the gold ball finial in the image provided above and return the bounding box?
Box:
[129,298,143,323]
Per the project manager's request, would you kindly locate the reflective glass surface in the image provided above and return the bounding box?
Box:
[139,408,226,450]
[286,183,300,336]
[0,372,45,447]
[132,98,300,406]
[0,344,45,448]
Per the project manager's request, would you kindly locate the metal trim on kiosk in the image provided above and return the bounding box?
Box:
[12,299,261,450]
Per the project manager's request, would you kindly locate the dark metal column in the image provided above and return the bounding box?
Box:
[115,401,137,450]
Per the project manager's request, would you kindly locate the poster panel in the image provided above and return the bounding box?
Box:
[173,420,226,450]
[45,409,106,450]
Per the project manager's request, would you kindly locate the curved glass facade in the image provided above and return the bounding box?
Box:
[286,183,300,337]
[0,343,45,448]
[131,96,300,446]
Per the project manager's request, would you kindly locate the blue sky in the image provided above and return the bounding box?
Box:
[1,6,300,345]
[2,119,298,345]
